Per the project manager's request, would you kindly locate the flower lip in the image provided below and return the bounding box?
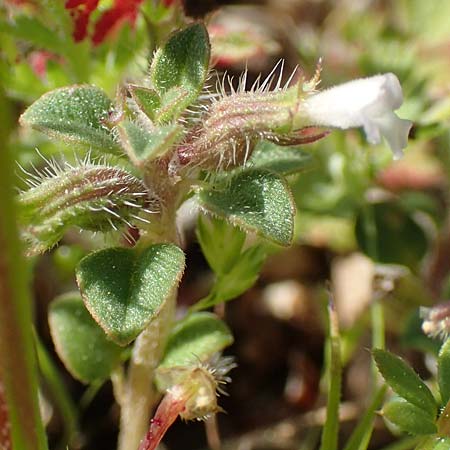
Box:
[303,72,412,159]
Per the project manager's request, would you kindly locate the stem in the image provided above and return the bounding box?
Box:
[118,291,176,450]
[205,414,221,450]
[35,332,79,448]
[371,300,385,384]
[0,90,48,449]
[342,385,387,450]
[319,300,341,450]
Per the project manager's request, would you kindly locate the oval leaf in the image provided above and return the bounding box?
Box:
[198,169,295,246]
[158,312,233,369]
[438,338,450,405]
[150,23,210,96]
[373,349,437,417]
[149,23,210,119]
[20,85,120,153]
[382,397,437,436]
[76,244,185,346]
[49,293,123,383]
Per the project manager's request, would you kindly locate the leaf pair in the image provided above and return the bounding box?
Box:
[373,349,438,436]
[49,243,233,383]
[20,24,210,161]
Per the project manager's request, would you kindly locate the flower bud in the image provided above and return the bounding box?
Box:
[176,69,411,173]
[421,301,450,340]
[19,162,155,255]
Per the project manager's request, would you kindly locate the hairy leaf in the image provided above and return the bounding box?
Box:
[373,349,436,416]
[249,140,313,175]
[158,312,233,369]
[382,397,437,435]
[198,169,295,246]
[20,85,120,153]
[120,121,182,167]
[49,294,123,383]
[149,24,210,121]
[76,245,185,346]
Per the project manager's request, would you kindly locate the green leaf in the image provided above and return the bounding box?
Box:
[149,23,210,119]
[417,436,450,450]
[159,312,233,369]
[432,438,450,450]
[155,86,191,124]
[20,85,120,153]
[0,16,64,55]
[382,397,437,436]
[128,85,161,121]
[76,244,185,346]
[438,338,450,405]
[120,121,182,166]
[248,140,313,175]
[192,244,266,312]
[198,169,295,246]
[355,203,427,270]
[48,294,123,383]
[196,215,246,276]
[373,349,437,417]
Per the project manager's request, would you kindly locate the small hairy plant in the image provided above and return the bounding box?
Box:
[17,21,411,450]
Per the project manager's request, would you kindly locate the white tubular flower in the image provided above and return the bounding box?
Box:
[303,73,412,159]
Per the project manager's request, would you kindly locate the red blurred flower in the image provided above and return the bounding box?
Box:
[65,0,143,45]
[65,0,99,42]
[92,0,143,45]
[28,50,61,79]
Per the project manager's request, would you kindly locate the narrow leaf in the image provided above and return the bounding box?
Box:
[343,385,387,450]
[76,245,185,346]
[382,397,437,436]
[319,302,342,450]
[20,85,120,153]
[198,169,295,246]
[49,294,123,383]
[373,349,436,416]
[158,312,233,369]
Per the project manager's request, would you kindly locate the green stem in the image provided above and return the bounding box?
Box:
[319,301,341,450]
[0,90,48,449]
[117,291,176,450]
[371,299,385,384]
[342,385,387,450]
[35,333,79,448]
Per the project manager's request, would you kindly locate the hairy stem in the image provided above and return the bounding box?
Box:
[118,291,176,450]
[0,90,48,450]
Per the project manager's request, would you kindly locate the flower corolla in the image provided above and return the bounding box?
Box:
[303,73,412,159]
